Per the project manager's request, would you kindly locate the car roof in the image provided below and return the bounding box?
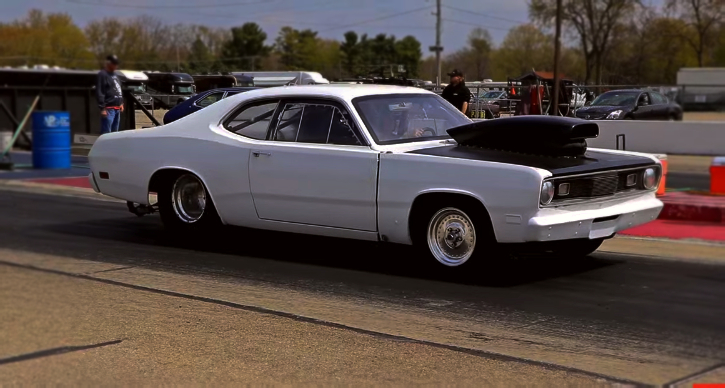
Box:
[222,84,432,102]
[201,87,260,93]
[603,89,644,93]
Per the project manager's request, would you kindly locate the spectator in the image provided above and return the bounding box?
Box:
[441,69,471,115]
[96,54,124,135]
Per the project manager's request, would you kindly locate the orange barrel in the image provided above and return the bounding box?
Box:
[711,157,725,194]
[654,154,667,196]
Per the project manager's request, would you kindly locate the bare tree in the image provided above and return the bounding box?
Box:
[667,0,725,66]
[530,0,639,84]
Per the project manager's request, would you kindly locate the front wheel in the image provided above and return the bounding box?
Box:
[426,207,478,266]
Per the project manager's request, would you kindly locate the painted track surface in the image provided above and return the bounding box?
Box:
[0,189,724,386]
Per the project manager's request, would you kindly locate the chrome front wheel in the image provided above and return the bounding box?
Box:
[171,174,206,223]
[426,207,477,266]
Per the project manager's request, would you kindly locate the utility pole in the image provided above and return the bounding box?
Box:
[429,0,443,90]
[176,46,180,73]
[551,0,563,116]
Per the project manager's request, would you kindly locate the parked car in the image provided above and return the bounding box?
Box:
[163,87,260,124]
[88,85,663,269]
[477,90,510,115]
[575,89,683,120]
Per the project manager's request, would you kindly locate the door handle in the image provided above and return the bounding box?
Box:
[252,151,271,157]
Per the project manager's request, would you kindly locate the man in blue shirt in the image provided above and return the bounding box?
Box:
[96,54,124,134]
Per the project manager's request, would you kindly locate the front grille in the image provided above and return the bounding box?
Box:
[591,174,619,196]
[550,166,659,204]
[564,174,618,198]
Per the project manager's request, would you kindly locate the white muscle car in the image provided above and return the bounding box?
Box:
[88,85,664,268]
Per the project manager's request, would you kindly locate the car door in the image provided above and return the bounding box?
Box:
[632,92,655,120]
[650,92,669,120]
[247,98,378,232]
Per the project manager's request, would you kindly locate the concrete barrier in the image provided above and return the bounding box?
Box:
[588,120,725,155]
[72,119,724,155]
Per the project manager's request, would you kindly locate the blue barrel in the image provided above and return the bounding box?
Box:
[32,111,71,169]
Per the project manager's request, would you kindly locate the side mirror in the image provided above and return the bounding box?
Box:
[585,101,592,106]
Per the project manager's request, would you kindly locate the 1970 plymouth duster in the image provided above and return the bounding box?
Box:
[88,85,663,268]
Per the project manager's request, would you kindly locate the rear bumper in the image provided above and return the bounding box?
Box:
[525,194,663,242]
[88,173,100,193]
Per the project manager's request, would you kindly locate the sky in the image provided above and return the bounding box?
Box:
[1,0,532,55]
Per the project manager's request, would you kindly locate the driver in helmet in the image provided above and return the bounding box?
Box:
[376,101,429,140]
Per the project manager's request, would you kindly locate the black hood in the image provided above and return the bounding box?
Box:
[446,116,598,157]
[407,115,655,176]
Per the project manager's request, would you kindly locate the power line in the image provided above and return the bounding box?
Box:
[65,0,275,8]
[441,18,513,31]
[195,0,340,20]
[254,18,434,30]
[317,5,435,32]
[441,4,527,25]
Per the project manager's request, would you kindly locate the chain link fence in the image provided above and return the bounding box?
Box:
[461,83,725,119]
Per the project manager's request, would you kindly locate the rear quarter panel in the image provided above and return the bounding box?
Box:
[89,97,258,225]
[378,152,546,244]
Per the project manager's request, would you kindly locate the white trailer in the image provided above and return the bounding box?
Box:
[676,67,725,109]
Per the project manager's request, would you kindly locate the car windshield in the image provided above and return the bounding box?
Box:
[129,84,146,93]
[481,91,503,98]
[591,92,638,106]
[353,94,471,145]
[177,85,194,94]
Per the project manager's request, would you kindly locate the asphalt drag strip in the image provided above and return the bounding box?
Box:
[0,188,724,386]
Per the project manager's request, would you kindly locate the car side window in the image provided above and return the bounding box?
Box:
[274,103,304,142]
[638,93,650,106]
[272,102,363,146]
[197,92,225,107]
[328,108,362,145]
[651,92,667,104]
[224,101,279,140]
[297,104,335,143]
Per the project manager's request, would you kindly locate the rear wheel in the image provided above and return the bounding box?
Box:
[158,172,220,234]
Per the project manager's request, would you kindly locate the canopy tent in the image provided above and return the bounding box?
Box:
[512,71,575,116]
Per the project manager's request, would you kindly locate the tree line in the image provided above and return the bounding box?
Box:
[1,2,724,85]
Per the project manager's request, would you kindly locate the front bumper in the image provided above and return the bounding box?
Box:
[525,194,663,242]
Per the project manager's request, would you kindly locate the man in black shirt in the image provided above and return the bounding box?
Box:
[441,69,471,115]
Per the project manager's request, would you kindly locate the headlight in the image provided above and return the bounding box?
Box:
[643,168,657,189]
[607,110,623,119]
[540,181,554,205]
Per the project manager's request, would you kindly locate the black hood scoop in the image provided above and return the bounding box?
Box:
[447,116,599,157]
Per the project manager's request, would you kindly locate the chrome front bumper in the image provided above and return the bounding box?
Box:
[525,195,663,242]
